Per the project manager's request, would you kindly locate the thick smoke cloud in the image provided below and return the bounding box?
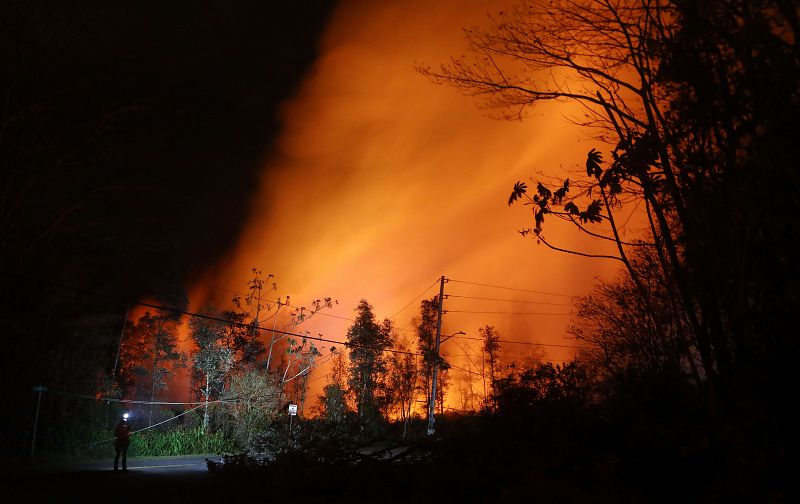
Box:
[197,0,621,398]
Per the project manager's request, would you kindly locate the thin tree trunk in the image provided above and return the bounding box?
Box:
[203,373,210,432]
[149,356,159,427]
[482,350,487,404]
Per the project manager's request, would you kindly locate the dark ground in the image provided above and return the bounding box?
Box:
[2,451,617,504]
[3,436,787,504]
[6,456,215,504]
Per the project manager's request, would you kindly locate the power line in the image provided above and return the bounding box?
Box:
[398,318,416,333]
[311,312,354,323]
[0,273,423,374]
[202,282,421,333]
[308,372,332,385]
[300,349,337,376]
[71,403,212,449]
[388,278,440,320]
[51,388,290,408]
[51,390,221,406]
[447,294,573,307]
[447,362,483,376]
[198,281,580,351]
[446,337,484,371]
[448,278,575,298]
[201,283,344,325]
[297,309,422,334]
[445,310,573,316]
[129,404,206,434]
[136,301,422,357]
[7,271,587,370]
[451,334,594,349]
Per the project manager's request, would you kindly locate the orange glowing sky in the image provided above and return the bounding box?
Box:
[191,0,631,403]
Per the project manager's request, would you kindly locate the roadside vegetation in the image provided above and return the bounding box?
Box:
[3,1,794,501]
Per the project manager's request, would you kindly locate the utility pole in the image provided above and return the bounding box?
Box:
[427,276,446,435]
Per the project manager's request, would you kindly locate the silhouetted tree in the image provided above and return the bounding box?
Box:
[423,0,800,407]
[345,300,391,422]
[282,334,323,413]
[277,298,335,407]
[134,310,186,426]
[494,360,588,414]
[385,335,419,437]
[480,325,501,408]
[221,270,273,370]
[189,304,233,431]
[266,294,334,372]
[218,370,281,448]
[654,1,800,402]
[318,348,350,424]
[570,242,698,389]
[425,2,797,495]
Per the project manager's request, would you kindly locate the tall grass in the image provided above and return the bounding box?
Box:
[129,426,234,457]
[60,426,234,460]
[34,404,236,461]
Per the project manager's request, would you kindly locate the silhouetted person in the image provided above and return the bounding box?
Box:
[113,416,131,471]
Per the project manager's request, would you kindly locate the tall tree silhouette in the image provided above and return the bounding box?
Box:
[345,300,391,422]
[423,0,799,406]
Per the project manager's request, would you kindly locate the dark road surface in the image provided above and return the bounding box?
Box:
[5,453,460,503]
[4,455,241,504]
[69,454,212,474]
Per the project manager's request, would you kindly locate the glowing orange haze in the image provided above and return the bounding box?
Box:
[187,0,627,408]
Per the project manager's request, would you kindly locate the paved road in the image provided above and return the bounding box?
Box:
[5,455,229,504]
[67,454,214,474]
[5,453,422,503]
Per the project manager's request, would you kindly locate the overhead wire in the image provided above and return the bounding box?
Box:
[450,334,594,349]
[447,362,483,376]
[448,278,575,298]
[200,278,433,330]
[67,399,227,449]
[445,337,484,372]
[51,390,224,406]
[136,302,421,357]
[14,271,597,425]
[129,404,207,434]
[447,294,573,307]
[445,310,573,316]
[308,372,332,385]
[202,282,420,333]
[440,277,595,351]
[388,278,440,320]
[14,270,588,371]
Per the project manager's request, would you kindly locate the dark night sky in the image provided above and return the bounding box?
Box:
[0,0,337,301]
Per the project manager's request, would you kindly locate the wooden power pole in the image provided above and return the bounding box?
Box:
[427,276,446,435]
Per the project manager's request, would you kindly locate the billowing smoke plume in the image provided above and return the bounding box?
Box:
[197,0,620,402]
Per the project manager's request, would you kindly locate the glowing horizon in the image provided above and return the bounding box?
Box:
[183,0,626,410]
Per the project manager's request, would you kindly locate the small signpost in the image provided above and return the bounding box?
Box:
[288,403,298,434]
